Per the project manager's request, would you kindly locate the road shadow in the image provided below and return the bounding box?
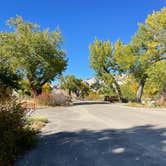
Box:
[73,101,110,105]
[16,125,166,166]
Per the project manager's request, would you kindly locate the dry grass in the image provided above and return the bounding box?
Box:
[155,96,166,108]
[126,101,166,108]
[83,92,103,101]
[22,90,71,109]
[126,102,150,108]
[28,116,48,131]
[126,103,146,107]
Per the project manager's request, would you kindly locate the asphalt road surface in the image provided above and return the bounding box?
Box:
[16,103,166,166]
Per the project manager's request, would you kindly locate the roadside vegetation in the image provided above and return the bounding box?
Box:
[0,6,166,166]
[89,8,166,106]
[1,9,166,108]
[0,16,66,165]
[28,116,48,131]
[0,98,37,165]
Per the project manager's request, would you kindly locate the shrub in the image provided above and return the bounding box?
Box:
[49,90,71,106]
[36,92,51,106]
[155,95,166,107]
[36,90,71,106]
[121,77,138,101]
[0,98,37,165]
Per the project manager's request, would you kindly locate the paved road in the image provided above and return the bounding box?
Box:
[16,104,166,166]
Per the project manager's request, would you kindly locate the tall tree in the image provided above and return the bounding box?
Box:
[89,39,122,101]
[6,16,67,95]
[0,32,22,98]
[146,61,166,96]
[60,75,89,98]
[60,75,80,96]
[115,8,166,102]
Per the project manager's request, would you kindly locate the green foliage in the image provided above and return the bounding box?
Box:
[114,8,166,102]
[28,116,48,124]
[121,77,138,101]
[0,66,21,97]
[0,98,37,165]
[79,82,90,98]
[0,33,22,98]
[90,81,102,92]
[0,16,67,95]
[42,83,52,93]
[90,78,117,96]
[145,61,166,95]
[60,75,80,96]
[84,91,103,101]
[89,39,122,100]
[28,116,48,131]
[89,39,116,74]
[60,75,90,98]
[97,74,117,96]
[19,80,32,96]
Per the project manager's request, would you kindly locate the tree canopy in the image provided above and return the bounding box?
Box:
[0,16,67,95]
[89,39,122,101]
[89,8,166,102]
[60,75,89,98]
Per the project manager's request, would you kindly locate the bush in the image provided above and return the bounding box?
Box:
[36,92,51,106]
[37,90,71,106]
[49,90,71,106]
[0,98,37,165]
[155,95,166,107]
[121,77,138,102]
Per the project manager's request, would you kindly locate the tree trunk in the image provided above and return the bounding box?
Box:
[75,90,80,97]
[112,77,122,102]
[36,87,42,95]
[136,80,145,103]
[30,84,42,96]
[68,89,72,97]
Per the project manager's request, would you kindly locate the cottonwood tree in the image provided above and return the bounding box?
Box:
[0,32,22,97]
[60,75,89,98]
[115,8,166,102]
[146,61,166,96]
[6,16,67,95]
[79,82,90,98]
[89,39,122,101]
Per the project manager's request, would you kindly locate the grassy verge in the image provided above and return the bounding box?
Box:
[28,116,49,131]
[126,102,166,108]
[0,98,49,165]
[126,102,148,108]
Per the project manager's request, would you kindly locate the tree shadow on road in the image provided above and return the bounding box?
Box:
[16,125,166,166]
[72,101,110,105]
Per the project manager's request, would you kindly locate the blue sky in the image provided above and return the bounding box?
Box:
[0,0,165,80]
